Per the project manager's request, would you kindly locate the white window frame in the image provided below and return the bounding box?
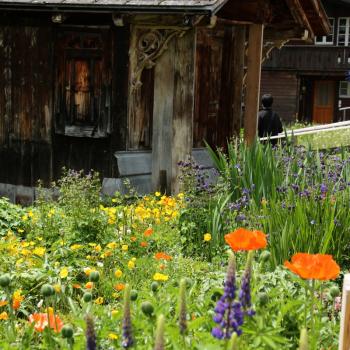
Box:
[315,17,334,45]
[337,17,350,46]
[339,81,350,98]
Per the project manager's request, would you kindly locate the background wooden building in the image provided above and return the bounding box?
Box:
[262,0,350,125]
[0,0,328,202]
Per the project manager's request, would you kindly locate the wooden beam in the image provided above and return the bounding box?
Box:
[151,39,175,193]
[232,25,246,136]
[152,30,196,193]
[171,29,196,193]
[284,0,313,36]
[217,0,272,24]
[339,274,350,350]
[244,23,264,145]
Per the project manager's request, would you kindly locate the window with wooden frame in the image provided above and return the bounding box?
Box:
[338,18,350,46]
[339,81,350,98]
[315,18,334,45]
[54,28,112,137]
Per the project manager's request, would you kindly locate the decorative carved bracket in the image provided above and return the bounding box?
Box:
[129,27,188,93]
[262,39,288,63]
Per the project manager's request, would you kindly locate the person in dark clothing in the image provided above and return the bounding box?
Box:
[258,94,283,145]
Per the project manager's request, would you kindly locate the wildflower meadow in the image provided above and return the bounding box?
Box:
[0,141,347,349]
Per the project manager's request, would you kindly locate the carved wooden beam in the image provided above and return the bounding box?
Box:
[262,39,289,63]
[129,26,188,93]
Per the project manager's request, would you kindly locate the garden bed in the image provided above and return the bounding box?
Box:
[0,142,347,349]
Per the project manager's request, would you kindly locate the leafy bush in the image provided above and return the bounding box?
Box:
[0,197,25,236]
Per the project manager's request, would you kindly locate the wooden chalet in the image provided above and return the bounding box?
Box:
[262,0,350,125]
[0,0,328,202]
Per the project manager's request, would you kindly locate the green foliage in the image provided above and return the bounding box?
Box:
[26,170,109,245]
[0,197,25,236]
[206,140,350,267]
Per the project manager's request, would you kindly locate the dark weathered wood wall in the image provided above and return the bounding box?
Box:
[0,12,239,188]
[0,24,53,186]
[0,13,130,186]
[193,26,237,148]
[260,71,299,123]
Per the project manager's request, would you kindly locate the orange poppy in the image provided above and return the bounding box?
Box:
[140,241,148,248]
[154,252,172,261]
[12,291,24,310]
[144,228,153,237]
[85,282,94,289]
[0,300,8,307]
[130,236,137,242]
[72,284,81,289]
[284,253,340,280]
[114,283,125,291]
[224,228,267,251]
[29,312,63,333]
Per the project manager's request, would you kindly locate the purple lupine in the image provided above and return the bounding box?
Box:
[122,284,133,348]
[212,252,244,339]
[85,315,96,350]
[320,183,328,194]
[239,251,255,317]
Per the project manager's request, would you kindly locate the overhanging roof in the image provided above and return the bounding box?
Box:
[0,0,228,13]
[0,0,330,38]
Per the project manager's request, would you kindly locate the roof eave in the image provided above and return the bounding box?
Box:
[0,0,229,14]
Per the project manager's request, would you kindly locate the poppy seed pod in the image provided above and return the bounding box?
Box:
[0,274,11,288]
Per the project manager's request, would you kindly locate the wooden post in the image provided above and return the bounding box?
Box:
[171,29,196,193]
[339,274,350,350]
[152,29,195,194]
[244,23,264,145]
[152,41,175,193]
[232,25,246,137]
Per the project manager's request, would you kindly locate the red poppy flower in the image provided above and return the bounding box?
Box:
[284,253,340,280]
[140,241,148,247]
[224,228,267,251]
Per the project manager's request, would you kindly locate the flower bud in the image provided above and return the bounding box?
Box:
[40,284,55,297]
[259,251,271,263]
[61,324,74,338]
[141,301,154,316]
[89,271,100,283]
[83,292,93,303]
[330,285,340,298]
[151,282,159,293]
[0,274,11,288]
[130,290,138,301]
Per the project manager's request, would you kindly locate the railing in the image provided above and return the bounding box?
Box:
[260,120,350,142]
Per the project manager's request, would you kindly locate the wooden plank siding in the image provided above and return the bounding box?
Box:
[0,24,53,186]
[260,71,299,124]
[0,14,130,186]
[264,46,350,73]
[193,26,238,148]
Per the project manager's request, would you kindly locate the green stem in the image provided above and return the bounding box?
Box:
[310,280,315,347]
[304,283,308,329]
[45,298,53,347]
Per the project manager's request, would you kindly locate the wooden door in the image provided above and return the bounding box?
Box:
[313,80,335,124]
